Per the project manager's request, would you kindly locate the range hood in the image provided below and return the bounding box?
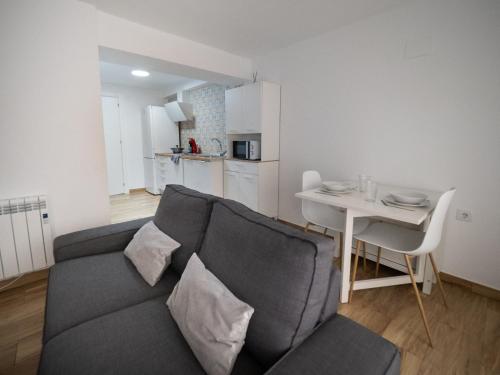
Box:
[164,101,193,122]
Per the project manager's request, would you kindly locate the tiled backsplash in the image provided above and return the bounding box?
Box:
[180,84,227,154]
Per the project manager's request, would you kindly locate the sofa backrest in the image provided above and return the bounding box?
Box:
[154,185,217,274]
[198,199,335,368]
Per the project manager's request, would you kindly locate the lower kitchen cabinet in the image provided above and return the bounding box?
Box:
[183,159,223,197]
[156,156,183,193]
[223,160,279,217]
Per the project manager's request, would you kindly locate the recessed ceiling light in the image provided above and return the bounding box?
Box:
[131,70,150,77]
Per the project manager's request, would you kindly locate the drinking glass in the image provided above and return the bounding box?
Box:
[358,174,371,192]
[365,180,378,202]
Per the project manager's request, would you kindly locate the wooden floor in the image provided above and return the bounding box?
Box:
[0,191,498,374]
[110,189,161,224]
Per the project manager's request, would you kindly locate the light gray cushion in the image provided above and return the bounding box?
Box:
[39,297,263,375]
[43,251,180,343]
[199,199,335,368]
[167,254,254,375]
[124,221,181,286]
[154,185,218,274]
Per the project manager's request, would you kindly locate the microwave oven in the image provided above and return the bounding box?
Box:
[232,140,261,160]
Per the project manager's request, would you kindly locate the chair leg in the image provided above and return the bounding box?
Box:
[375,247,381,277]
[404,255,433,347]
[304,222,310,233]
[349,240,362,303]
[362,241,367,272]
[428,253,448,308]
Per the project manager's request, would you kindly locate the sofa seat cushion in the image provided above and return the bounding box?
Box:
[199,200,335,368]
[39,297,263,375]
[43,251,180,343]
[154,185,218,274]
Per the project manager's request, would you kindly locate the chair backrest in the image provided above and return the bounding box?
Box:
[302,170,322,191]
[302,170,323,224]
[301,170,346,231]
[413,188,456,255]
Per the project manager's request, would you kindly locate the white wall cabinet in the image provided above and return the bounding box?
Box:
[225,87,243,134]
[156,156,183,193]
[224,160,278,217]
[225,81,280,135]
[241,83,262,134]
[225,81,280,161]
[183,159,223,197]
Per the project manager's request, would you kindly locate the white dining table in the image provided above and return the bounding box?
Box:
[295,184,442,303]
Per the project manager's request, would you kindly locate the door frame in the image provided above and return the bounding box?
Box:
[101,94,128,195]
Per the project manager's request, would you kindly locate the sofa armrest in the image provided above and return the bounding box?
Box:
[53,216,153,263]
[264,314,400,375]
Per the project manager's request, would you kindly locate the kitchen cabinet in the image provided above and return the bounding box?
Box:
[238,173,258,211]
[225,81,280,135]
[183,159,223,197]
[242,83,261,134]
[224,86,243,134]
[156,156,183,193]
[223,160,278,217]
[223,171,239,201]
[225,81,280,161]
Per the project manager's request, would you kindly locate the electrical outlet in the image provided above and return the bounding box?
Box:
[456,209,472,222]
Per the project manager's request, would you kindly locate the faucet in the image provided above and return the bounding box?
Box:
[210,138,225,156]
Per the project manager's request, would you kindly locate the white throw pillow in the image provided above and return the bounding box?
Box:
[124,221,181,286]
[167,254,254,375]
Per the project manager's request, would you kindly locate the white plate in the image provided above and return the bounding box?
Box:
[390,191,428,204]
[319,187,353,195]
[384,195,430,207]
[322,181,356,192]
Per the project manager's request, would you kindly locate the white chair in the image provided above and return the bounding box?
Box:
[351,188,456,347]
[302,170,370,267]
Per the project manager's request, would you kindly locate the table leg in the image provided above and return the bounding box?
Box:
[340,209,354,303]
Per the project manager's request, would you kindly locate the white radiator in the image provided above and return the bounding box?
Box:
[0,195,54,281]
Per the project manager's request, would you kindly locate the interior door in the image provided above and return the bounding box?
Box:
[101,96,125,195]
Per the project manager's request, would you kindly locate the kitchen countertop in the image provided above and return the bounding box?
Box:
[155,152,225,162]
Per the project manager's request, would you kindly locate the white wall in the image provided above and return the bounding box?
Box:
[0,0,253,238]
[101,83,166,190]
[97,11,253,81]
[0,0,110,236]
[256,0,500,289]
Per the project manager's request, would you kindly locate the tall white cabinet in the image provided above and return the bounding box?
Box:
[224,81,280,217]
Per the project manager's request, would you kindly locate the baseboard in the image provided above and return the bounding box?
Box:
[0,268,49,293]
[279,220,500,301]
[129,188,146,193]
[440,272,500,301]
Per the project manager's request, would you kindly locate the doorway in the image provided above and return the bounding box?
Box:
[101,96,126,195]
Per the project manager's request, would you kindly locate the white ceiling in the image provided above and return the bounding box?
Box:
[99,61,204,92]
[83,0,411,57]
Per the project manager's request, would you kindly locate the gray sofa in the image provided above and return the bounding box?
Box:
[39,185,400,375]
